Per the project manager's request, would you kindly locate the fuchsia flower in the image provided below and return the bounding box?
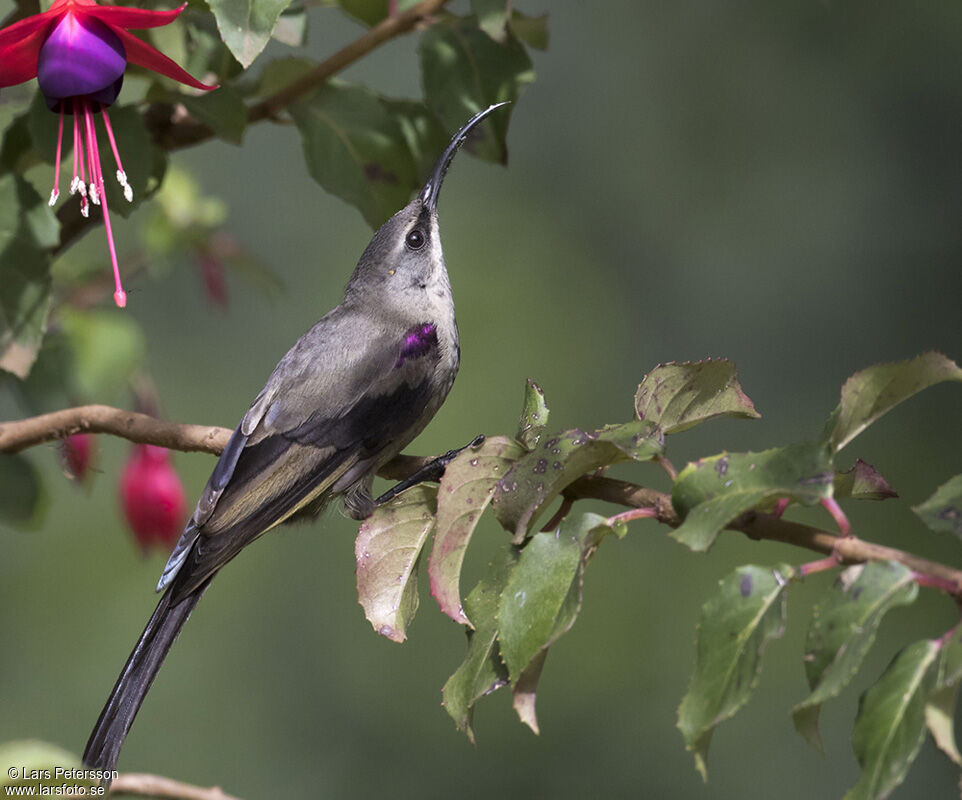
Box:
[120,443,187,551]
[60,432,96,481]
[0,0,216,307]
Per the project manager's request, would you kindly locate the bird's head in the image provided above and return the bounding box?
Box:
[346,102,509,305]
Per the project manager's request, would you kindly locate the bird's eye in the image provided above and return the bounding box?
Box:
[406,229,425,250]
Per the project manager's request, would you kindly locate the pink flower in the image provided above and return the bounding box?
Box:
[60,432,95,482]
[120,443,187,551]
[0,0,217,307]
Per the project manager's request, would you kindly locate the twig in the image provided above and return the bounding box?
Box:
[108,772,241,800]
[248,0,449,124]
[0,405,231,455]
[562,478,962,595]
[0,404,440,480]
[4,404,962,595]
[798,555,841,577]
[541,495,574,531]
[653,454,677,480]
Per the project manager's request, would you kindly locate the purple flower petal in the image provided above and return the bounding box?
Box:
[37,12,125,105]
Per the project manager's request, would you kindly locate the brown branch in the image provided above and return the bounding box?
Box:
[55,0,452,253]
[5,404,961,595]
[0,404,439,478]
[0,405,231,455]
[108,773,241,800]
[565,475,962,595]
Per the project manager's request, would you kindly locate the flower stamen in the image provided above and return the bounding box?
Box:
[81,98,126,308]
[84,114,100,207]
[49,107,64,206]
[100,106,133,202]
[72,102,91,216]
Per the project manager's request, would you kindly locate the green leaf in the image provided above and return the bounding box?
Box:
[677,564,794,780]
[151,167,227,232]
[254,56,315,98]
[825,352,962,453]
[925,681,962,766]
[0,112,38,175]
[516,378,548,450]
[492,420,663,542]
[912,474,962,540]
[355,484,436,642]
[498,513,615,683]
[442,546,515,743]
[13,307,145,412]
[634,359,760,434]
[671,441,834,552]
[147,13,188,72]
[471,0,509,41]
[10,331,73,413]
[926,627,962,765]
[846,640,940,800]
[177,15,247,83]
[380,98,449,186]
[337,0,385,26]
[505,514,607,735]
[337,0,418,27]
[936,626,962,690]
[419,14,534,164]
[58,309,146,402]
[26,92,60,167]
[509,10,549,51]
[290,80,419,228]
[0,453,44,529]
[0,175,53,380]
[272,6,307,46]
[512,648,547,734]
[0,740,96,793]
[208,0,293,68]
[176,85,248,145]
[792,561,918,753]
[94,104,167,217]
[834,460,898,501]
[429,436,524,626]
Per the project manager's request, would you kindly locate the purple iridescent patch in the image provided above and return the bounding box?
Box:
[37,13,126,106]
[396,323,438,367]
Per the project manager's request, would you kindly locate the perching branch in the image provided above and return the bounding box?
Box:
[55,0,451,253]
[0,404,442,477]
[107,772,241,800]
[4,404,962,595]
[0,405,231,455]
[4,405,962,592]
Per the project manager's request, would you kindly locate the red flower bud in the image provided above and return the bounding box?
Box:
[198,254,229,309]
[120,444,187,551]
[60,432,96,482]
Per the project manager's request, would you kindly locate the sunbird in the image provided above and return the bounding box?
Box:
[83,103,509,774]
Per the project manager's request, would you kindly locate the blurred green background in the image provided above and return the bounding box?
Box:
[2,1,962,797]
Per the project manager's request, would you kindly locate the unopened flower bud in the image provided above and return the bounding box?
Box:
[119,444,187,551]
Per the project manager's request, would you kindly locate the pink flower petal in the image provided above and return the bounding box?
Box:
[0,6,60,49]
[85,3,186,31]
[114,28,217,90]
[0,23,51,87]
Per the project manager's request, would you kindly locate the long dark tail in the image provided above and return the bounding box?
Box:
[82,578,212,773]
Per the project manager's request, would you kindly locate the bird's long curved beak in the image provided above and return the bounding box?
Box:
[420,102,510,212]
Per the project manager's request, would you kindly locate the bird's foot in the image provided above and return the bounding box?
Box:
[375,434,486,507]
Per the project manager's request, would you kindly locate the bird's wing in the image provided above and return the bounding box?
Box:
[159,308,441,599]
